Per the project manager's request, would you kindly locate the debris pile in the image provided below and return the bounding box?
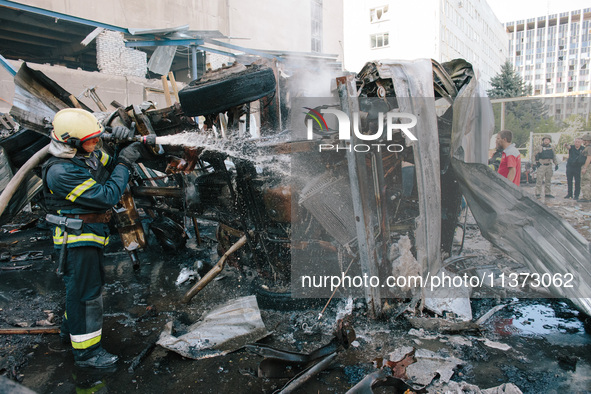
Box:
[0,47,590,393]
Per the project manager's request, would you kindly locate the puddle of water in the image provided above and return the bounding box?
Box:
[489,300,590,346]
[6,224,591,393]
[511,303,584,336]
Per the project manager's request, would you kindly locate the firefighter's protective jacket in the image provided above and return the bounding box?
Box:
[42,149,130,248]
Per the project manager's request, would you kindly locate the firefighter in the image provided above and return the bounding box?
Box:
[488,146,503,172]
[42,108,147,368]
[534,135,558,198]
[579,133,591,203]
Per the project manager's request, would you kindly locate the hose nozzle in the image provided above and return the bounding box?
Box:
[101,132,157,147]
[135,134,157,146]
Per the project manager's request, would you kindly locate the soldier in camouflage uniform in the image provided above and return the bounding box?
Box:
[534,135,559,198]
[579,133,591,203]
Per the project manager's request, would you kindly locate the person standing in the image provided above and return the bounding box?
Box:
[579,133,591,203]
[488,146,503,172]
[563,137,585,199]
[496,130,521,186]
[42,108,147,368]
[534,135,558,199]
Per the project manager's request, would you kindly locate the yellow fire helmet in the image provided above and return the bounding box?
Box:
[51,108,104,148]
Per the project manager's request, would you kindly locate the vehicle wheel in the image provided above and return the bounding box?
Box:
[179,66,276,116]
[149,216,187,250]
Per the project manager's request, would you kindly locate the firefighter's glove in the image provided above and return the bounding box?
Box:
[112,125,133,141]
[535,162,541,169]
[117,142,146,169]
[555,164,559,171]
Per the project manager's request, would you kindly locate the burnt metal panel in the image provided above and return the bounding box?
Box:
[449,62,494,165]
[375,59,443,287]
[452,158,591,316]
[10,64,91,134]
[337,74,383,318]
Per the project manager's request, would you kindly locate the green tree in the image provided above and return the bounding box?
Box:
[488,61,551,148]
[487,61,529,99]
[556,115,588,153]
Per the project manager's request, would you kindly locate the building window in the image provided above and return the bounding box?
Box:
[311,0,323,53]
[370,5,389,23]
[370,33,390,49]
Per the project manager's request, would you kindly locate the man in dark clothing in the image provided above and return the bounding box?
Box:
[488,146,503,172]
[42,108,146,368]
[580,134,591,202]
[563,138,585,199]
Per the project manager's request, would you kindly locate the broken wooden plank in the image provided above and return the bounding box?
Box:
[168,71,180,103]
[0,327,60,335]
[161,76,172,107]
[67,95,80,109]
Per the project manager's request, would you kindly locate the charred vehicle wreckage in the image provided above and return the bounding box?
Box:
[1,57,591,321]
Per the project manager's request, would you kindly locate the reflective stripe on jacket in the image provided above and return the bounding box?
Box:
[42,149,130,248]
[53,226,110,247]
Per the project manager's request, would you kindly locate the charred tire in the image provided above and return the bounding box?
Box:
[179,67,276,116]
[149,216,187,251]
[255,286,326,311]
[0,129,50,168]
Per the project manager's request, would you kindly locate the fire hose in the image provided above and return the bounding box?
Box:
[0,130,159,220]
[0,144,50,218]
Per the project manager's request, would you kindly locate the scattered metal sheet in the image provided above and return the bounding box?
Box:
[407,316,480,333]
[174,267,199,286]
[0,264,32,271]
[0,376,37,393]
[480,338,511,351]
[156,295,268,360]
[10,63,92,134]
[275,352,337,394]
[247,319,355,378]
[405,348,464,386]
[452,159,591,316]
[10,251,43,262]
[441,381,523,394]
[147,45,177,76]
[346,368,427,394]
[449,60,494,165]
[423,269,473,321]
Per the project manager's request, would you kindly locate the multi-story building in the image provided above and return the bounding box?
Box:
[0,0,344,112]
[343,0,507,89]
[505,9,591,120]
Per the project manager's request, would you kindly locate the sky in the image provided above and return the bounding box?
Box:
[487,0,591,22]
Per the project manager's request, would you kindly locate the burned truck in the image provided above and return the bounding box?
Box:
[2,57,591,317]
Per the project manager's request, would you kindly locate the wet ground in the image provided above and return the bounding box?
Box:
[1,169,590,393]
